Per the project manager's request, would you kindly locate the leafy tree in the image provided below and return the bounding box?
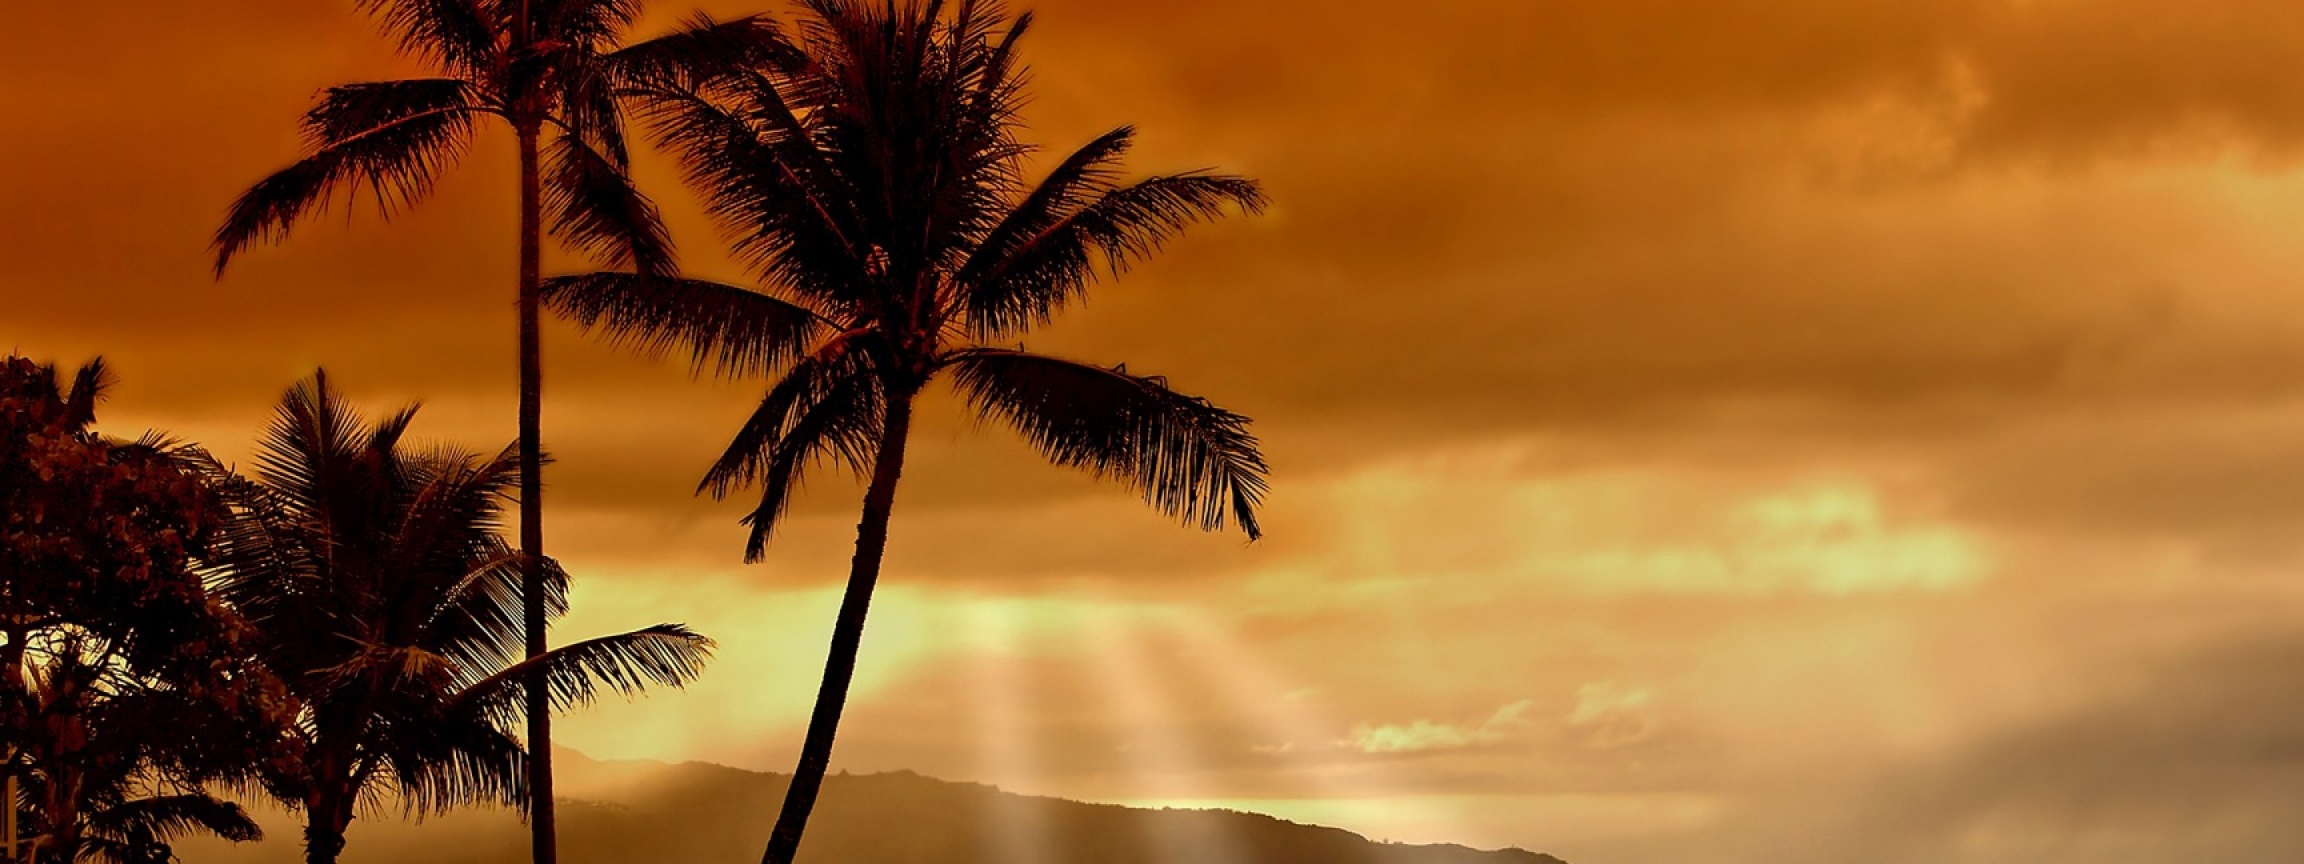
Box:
[540,3,1269,861]
[211,6,784,857]
[0,356,283,864]
[197,373,713,864]
[12,646,268,864]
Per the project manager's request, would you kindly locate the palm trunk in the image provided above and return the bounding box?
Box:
[1,622,23,736]
[301,812,348,864]
[301,752,357,864]
[759,394,917,864]
[514,118,557,864]
[2,620,20,864]
[36,772,76,864]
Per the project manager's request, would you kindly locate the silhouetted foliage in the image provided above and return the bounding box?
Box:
[193,373,714,864]
[538,2,1268,861]
[212,6,785,858]
[0,356,284,864]
[209,2,792,277]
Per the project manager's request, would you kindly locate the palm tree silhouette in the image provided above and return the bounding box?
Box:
[198,373,713,864]
[541,3,1269,861]
[211,5,781,859]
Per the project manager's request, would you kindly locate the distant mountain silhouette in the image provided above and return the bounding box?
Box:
[179,753,1564,864]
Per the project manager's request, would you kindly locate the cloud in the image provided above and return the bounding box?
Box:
[22,0,2304,554]
[1566,683,1661,750]
[1276,446,1992,599]
[1348,699,1537,755]
[1709,629,2304,864]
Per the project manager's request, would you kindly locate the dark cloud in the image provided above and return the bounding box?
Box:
[17,0,2304,528]
[1758,629,2304,864]
[1962,0,2304,159]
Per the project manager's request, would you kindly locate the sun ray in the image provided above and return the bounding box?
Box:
[957,599,1057,864]
[1160,614,1477,845]
[1079,597,1246,864]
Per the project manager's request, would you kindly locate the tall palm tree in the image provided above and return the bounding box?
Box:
[199,373,715,864]
[541,3,1269,860]
[211,5,784,859]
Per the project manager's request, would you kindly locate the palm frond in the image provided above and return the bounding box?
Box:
[553,49,633,167]
[387,720,527,815]
[214,82,484,274]
[697,331,878,499]
[533,0,645,48]
[961,173,1265,337]
[946,349,1266,538]
[541,272,825,377]
[301,78,484,148]
[628,75,867,308]
[313,642,462,700]
[86,794,264,845]
[251,371,372,515]
[451,624,715,730]
[606,13,801,88]
[353,0,501,76]
[197,453,332,638]
[61,355,111,429]
[386,443,518,580]
[969,6,1032,114]
[711,347,886,561]
[956,124,1132,288]
[425,548,569,680]
[544,131,675,276]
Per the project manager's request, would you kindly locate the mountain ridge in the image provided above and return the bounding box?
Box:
[554,752,1563,864]
[179,751,1564,864]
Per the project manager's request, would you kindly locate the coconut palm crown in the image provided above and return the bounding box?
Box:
[213,0,792,279]
[198,373,713,864]
[540,3,1269,861]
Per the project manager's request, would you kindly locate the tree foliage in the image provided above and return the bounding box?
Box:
[544,0,1271,560]
[212,1,796,277]
[196,372,714,864]
[0,356,285,864]
[539,4,1269,862]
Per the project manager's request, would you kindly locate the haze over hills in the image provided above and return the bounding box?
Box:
[177,753,1564,864]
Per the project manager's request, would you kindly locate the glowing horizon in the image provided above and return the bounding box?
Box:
[18,1,2304,861]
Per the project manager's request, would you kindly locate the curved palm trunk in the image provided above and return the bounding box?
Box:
[514,118,558,864]
[759,394,916,864]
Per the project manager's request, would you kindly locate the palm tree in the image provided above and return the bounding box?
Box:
[210,7,787,859]
[199,373,715,864]
[541,3,1269,861]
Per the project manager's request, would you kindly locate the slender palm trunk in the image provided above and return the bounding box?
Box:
[2,619,19,862]
[301,748,357,864]
[514,119,557,864]
[760,394,917,864]
[300,810,349,864]
[38,767,80,864]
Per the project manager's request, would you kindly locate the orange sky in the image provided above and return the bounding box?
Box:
[11,2,2304,861]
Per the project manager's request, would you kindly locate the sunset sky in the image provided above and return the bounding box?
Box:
[11,2,2304,862]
